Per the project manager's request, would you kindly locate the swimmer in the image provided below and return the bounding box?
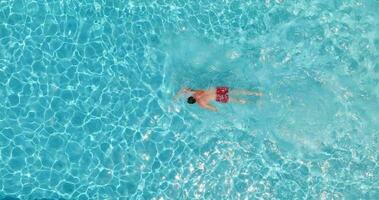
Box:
[174,87,263,111]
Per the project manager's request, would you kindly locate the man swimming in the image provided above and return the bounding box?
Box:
[174,87,262,111]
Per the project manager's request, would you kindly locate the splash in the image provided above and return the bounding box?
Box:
[157,31,263,139]
[160,32,259,93]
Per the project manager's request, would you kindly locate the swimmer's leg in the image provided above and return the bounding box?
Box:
[229,97,247,104]
[230,89,263,96]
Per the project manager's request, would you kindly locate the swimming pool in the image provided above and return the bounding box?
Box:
[0,0,378,199]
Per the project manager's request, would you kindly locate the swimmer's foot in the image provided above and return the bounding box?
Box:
[238,99,247,104]
[230,97,247,104]
[245,91,263,96]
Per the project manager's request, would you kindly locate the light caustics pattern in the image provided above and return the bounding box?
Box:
[0,0,378,199]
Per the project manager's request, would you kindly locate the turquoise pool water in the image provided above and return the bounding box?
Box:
[1,0,379,199]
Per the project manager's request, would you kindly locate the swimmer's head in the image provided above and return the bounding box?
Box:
[187,96,196,104]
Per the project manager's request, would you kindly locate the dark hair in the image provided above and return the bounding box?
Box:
[187,96,196,104]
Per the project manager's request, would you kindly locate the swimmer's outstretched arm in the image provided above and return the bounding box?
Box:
[174,87,193,100]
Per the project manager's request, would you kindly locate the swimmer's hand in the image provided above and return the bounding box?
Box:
[181,87,193,93]
[173,88,184,101]
[174,87,193,101]
[255,92,263,96]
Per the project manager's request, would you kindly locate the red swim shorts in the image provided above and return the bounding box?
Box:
[215,87,229,103]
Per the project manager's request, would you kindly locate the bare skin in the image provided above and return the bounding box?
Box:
[174,87,263,112]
